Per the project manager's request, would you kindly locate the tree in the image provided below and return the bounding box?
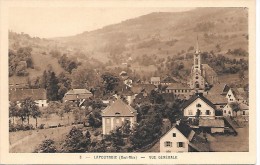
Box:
[46,71,59,101]
[9,102,18,124]
[20,97,39,125]
[101,73,119,94]
[61,126,91,152]
[31,105,41,128]
[35,139,57,153]
[231,102,240,117]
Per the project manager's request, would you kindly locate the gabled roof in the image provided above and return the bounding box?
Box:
[175,123,193,139]
[160,122,194,140]
[239,103,249,110]
[102,99,137,117]
[161,76,178,83]
[209,83,228,95]
[9,88,47,102]
[181,93,216,110]
[131,84,156,94]
[205,94,228,105]
[66,89,92,95]
[166,83,191,90]
[199,119,224,128]
[222,85,230,94]
[151,77,160,82]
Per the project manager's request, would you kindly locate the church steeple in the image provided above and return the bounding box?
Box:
[194,35,201,70]
[195,35,200,54]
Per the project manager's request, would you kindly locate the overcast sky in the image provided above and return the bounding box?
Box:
[9,7,194,38]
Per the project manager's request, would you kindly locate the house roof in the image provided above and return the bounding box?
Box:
[199,119,224,127]
[205,94,228,105]
[102,99,137,117]
[66,89,92,95]
[131,84,156,94]
[181,93,216,110]
[9,88,47,102]
[239,103,249,110]
[209,83,227,95]
[222,85,230,94]
[175,123,193,138]
[161,76,178,83]
[166,83,191,90]
[9,76,29,86]
[151,77,160,82]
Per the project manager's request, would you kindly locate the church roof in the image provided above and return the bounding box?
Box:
[102,99,137,117]
[181,93,215,110]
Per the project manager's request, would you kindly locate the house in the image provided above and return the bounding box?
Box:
[226,88,237,103]
[101,99,137,135]
[63,89,93,106]
[9,76,29,89]
[133,91,150,104]
[165,83,192,99]
[222,103,233,117]
[223,102,249,117]
[199,118,225,133]
[160,122,209,152]
[9,88,48,108]
[150,77,160,86]
[182,93,216,119]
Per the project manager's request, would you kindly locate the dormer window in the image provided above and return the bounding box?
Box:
[196,104,201,107]
[115,112,120,115]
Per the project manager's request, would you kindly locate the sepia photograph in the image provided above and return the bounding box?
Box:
[0,0,257,164]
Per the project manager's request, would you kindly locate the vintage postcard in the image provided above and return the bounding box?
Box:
[0,0,256,164]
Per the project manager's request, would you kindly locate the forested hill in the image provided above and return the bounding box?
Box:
[53,8,248,63]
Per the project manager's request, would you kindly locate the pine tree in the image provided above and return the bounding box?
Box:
[46,71,59,101]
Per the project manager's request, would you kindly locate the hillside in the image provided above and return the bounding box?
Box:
[54,8,248,63]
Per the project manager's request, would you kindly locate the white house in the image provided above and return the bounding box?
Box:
[160,123,193,153]
[160,122,209,152]
[222,103,233,117]
[101,99,137,135]
[182,93,216,119]
[226,88,237,103]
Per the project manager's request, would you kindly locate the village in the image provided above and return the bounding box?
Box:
[9,40,249,153]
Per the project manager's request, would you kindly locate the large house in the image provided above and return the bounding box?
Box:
[165,83,192,99]
[101,99,137,135]
[9,88,48,108]
[182,93,216,119]
[160,122,209,152]
[63,89,93,106]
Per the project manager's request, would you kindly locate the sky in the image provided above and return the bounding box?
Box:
[9,7,194,38]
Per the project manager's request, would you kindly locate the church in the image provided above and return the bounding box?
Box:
[189,38,218,91]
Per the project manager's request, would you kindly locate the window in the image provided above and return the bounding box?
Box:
[172,133,176,137]
[220,105,224,108]
[196,104,201,107]
[228,111,231,114]
[164,141,172,147]
[177,142,184,148]
[224,110,226,113]
[206,110,210,115]
[42,104,44,107]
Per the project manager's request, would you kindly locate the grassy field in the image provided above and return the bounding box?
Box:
[9,126,73,153]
